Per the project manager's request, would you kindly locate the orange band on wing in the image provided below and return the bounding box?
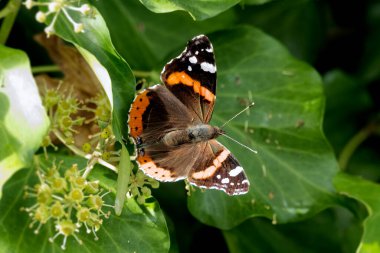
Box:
[128,90,150,138]
[191,149,230,180]
[166,71,215,102]
[137,155,173,181]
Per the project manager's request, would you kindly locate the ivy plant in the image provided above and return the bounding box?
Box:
[0,0,379,252]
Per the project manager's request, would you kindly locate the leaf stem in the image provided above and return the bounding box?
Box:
[0,0,21,44]
[32,65,62,74]
[52,129,117,173]
[338,123,376,170]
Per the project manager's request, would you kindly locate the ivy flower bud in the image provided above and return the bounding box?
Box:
[77,207,91,222]
[82,142,92,153]
[59,116,73,130]
[44,26,55,38]
[50,202,65,219]
[141,186,151,197]
[87,195,103,210]
[68,188,84,203]
[72,176,86,189]
[85,181,99,194]
[24,0,34,9]
[35,11,46,23]
[37,184,52,204]
[65,164,79,179]
[79,4,91,15]
[150,180,160,189]
[74,23,84,33]
[100,128,110,139]
[48,2,61,12]
[34,204,50,224]
[137,195,145,205]
[101,152,111,161]
[51,177,67,192]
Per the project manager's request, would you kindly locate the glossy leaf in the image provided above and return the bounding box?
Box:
[0,156,169,253]
[0,45,49,197]
[241,0,273,4]
[334,173,380,253]
[237,0,325,62]
[224,206,362,253]
[358,0,380,82]
[138,0,239,20]
[92,0,238,71]
[323,70,372,153]
[115,144,132,215]
[187,26,339,229]
[46,3,135,141]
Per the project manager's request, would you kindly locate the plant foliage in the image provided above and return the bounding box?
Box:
[0,0,379,252]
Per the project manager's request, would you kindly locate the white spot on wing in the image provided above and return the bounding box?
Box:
[200,62,216,73]
[221,178,230,184]
[229,166,244,177]
[189,56,197,64]
[206,47,213,53]
[216,174,221,179]
[195,51,199,55]
[188,66,192,71]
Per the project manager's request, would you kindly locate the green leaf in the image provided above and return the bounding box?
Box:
[48,4,135,141]
[358,0,380,82]
[138,0,240,20]
[223,206,362,253]
[92,0,237,71]
[0,45,49,198]
[323,70,372,153]
[115,144,132,215]
[241,0,273,4]
[187,26,338,229]
[334,173,380,253]
[0,156,169,253]
[237,0,325,62]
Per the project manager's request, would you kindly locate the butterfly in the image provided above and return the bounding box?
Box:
[128,35,250,195]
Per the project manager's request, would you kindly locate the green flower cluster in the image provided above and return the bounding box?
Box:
[129,170,159,205]
[43,85,85,146]
[23,163,111,250]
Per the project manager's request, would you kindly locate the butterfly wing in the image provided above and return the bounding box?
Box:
[161,35,216,123]
[128,84,193,145]
[188,140,250,195]
[129,84,204,181]
[137,142,207,182]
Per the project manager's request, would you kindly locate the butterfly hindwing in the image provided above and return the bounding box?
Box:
[188,140,250,195]
[161,35,216,123]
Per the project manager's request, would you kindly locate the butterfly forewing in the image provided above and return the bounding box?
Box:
[161,35,216,123]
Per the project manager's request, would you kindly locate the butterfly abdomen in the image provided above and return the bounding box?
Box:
[162,124,221,146]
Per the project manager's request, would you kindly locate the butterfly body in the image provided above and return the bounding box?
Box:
[128,35,250,195]
[162,124,222,146]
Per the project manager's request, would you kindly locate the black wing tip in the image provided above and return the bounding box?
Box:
[189,34,211,46]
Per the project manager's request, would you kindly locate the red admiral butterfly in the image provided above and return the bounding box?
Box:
[128,35,250,195]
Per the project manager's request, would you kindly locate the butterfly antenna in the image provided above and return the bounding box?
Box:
[220,133,258,154]
[220,102,255,129]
